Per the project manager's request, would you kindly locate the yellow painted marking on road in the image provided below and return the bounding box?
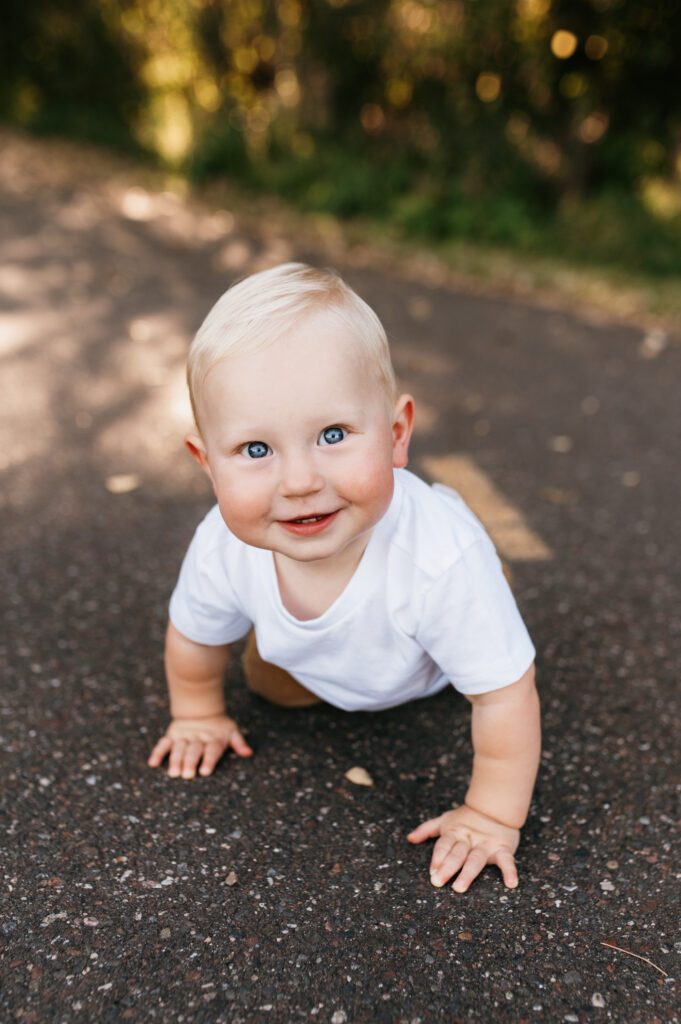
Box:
[420,454,553,562]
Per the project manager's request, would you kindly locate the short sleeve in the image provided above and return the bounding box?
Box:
[168,526,252,646]
[416,537,535,695]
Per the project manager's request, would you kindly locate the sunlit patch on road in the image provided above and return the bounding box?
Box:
[105,474,141,494]
[419,453,553,562]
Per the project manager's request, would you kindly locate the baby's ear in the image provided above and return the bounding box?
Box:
[185,433,214,485]
[392,394,415,469]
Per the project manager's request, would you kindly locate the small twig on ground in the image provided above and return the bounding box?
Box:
[600,941,669,977]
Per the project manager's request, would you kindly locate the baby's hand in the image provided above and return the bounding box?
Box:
[147,714,253,779]
[407,805,520,893]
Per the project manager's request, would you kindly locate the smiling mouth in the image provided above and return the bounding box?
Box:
[279,510,340,535]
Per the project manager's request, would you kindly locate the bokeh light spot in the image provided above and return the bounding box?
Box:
[578,112,609,143]
[559,72,586,99]
[585,35,609,60]
[275,69,301,107]
[551,30,578,59]
[360,103,385,133]
[386,79,413,108]
[475,72,501,103]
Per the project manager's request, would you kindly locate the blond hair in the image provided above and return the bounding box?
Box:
[187,262,396,427]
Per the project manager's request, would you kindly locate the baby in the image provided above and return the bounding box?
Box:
[149,263,541,894]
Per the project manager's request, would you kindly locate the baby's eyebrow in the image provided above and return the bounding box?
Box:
[217,424,269,442]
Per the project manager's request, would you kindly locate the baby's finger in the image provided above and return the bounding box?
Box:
[494,848,519,889]
[452,845,489,893]
[429,832,458,872]
[180,740,205,779]
[199,739,227,776]
[167,739,189,778]
[148,736,172,767]
[431,839,469,888]
[406,816,444,844]
[228,729,253,758]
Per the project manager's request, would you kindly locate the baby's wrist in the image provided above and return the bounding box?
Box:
[462,801,522,833]
[170,702,227,721]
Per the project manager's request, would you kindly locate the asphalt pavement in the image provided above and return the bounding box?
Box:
[1,128,679,1023]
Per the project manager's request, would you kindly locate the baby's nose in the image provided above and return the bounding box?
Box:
[279,453,324,497]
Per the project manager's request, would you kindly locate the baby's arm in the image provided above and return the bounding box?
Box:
[408,663,540,892]
[147,621,253,779]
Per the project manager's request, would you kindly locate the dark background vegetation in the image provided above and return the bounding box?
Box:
[2,0,680,275]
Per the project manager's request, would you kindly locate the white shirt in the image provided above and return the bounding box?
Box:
[169,469,535,711]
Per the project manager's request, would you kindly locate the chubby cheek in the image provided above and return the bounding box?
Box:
[213,471,272,540]
[337,450,395,515]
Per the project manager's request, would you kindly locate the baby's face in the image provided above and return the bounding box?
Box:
[188,309,413,569]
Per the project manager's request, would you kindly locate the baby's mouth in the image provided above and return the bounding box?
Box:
[278,509,340,534]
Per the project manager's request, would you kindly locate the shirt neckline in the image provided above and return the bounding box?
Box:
[262,470,404,630]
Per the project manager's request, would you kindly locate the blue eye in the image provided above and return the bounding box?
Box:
[319,426,346,446]
[242,441,271,459]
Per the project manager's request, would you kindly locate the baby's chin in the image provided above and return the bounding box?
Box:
[274,527,376,565]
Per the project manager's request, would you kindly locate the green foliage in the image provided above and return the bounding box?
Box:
[554,189,681,275]
[2,0,680,275]
[1,1,146,151]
